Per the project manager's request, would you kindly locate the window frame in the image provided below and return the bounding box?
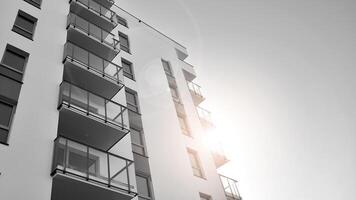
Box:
[118,32,130,53]
[0,99,16,145]
[117,15,128,27]
[131,128,146,156]
[125,88,139,113]
[122,58,134,80]
[177,115,191,137]
[187,148,205,179]
[12,10,38,40]
[24,0,42,9]
[199,193,212,200]
[161,59,173,76]
[1,44,29,78]
[136,173,153,200]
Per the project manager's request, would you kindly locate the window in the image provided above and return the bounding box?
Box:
[136,174,152,199]
[122,58,134,80]
[200,193,212,200]
[117,15,128,27]
[161,59,173,76]
[178,115,190,136]
[119,32,130,53]
[126,89,139,112]
[131,128,145,156]
[187,148,204,178]
[1,44,29,76]
[0,100,15,145]
[12,10,38,40]
[24,0,42,8]
[170,86,180,101]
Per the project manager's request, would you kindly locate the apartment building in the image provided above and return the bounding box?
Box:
[0,0,241,200]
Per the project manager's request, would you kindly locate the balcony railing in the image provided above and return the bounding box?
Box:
[187,81,203,97]
[58,82,128,130]
[67,13,119,50]
[52,136,137,196]
[219,174,242,200]
[197,107,213,124]
[70,0,117,24]
[63,42,123,84]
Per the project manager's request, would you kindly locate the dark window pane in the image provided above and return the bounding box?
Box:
[162,60,172,75]
[24,0,42,8]
[2,50,26,72]
[119,32,130,52]
[126,91,136,105]
[131,129,142,145]
[0,102,13,127]
[117,16,127,27]
[15,15,35,33]
[136,175,150,197]
[0,128,9,144]
[122,59,134,79]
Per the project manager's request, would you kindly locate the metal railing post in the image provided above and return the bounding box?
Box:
[86,146,89,180]
[63,139,68,173]
[126,160,131,193]
[86,91,90,115]
[104,99,108,122]
[107,153,111,187]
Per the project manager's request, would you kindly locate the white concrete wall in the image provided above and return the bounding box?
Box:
[0,0,67,199]
[0,0,136,199]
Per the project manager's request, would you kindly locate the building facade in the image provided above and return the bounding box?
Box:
[0,0,241,200]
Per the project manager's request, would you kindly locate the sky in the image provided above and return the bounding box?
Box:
[118,0,356,200]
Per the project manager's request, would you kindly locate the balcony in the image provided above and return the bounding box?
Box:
[92,0,115,10]
[219,175,242,200]
[211,145,229,168]
[57,82,130,151]
[197,107,214,128]
[51,137,137,200]
[63,42,124,99]
[180,60,196,81]
[187,81,205,105]
[173,98,185,116]
[67,13,119,61]
[69,0,118,32]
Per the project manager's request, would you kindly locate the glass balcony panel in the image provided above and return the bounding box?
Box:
[106,101,124,126]
[66,139,89,177]
[53,137,66,171]
[64,42,122,84]
[68,14,118,49]
[88,148,109,184]
[109,155,131,191]
[52,137,136,197]
[88,92,106,119]
[104,60,120,81]
[89,0,101,13]
[73,44,89,65]
[70,84,88,112]
[88,53,103,72]
[59,82,128,131]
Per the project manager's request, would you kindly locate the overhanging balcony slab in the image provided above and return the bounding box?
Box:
[51,173,135,200]
[212,152,229,168]
[58,107,128,151]
[92,0,114,9]
[190,91,205,106]
[67,27,119,61]
[63,60,122,100]
[181,60,196,81]
[70,0,117,32]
